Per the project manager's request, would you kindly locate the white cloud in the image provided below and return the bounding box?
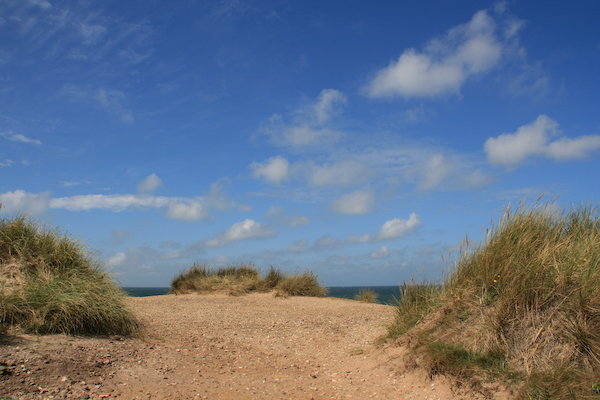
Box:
[0,131,42,145]
[347,213,422,243]
[365,10,505,98]
[263,89,346,148]
[165,201,209,222]
[484,115,600,169]
[5,180,235,221]
[0,159,13,167]
[106,252,127,267]
[0,190,51,215]
[49,194,171,212]
[202,219,276,248]
[251,155,290,185]
[137,173,163,193]
[308,159,374,187]
[313,89,347,124]
[375,213,422,240]
[331,189,375,215]
[370,245,392,259]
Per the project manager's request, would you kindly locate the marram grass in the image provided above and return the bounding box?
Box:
[0,214,140,336]
[384,199,600,399]
[170,263,328,297]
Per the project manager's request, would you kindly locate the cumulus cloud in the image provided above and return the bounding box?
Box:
[263,89,346,148]
[347,213,422,243]
[251,155,290,185]
[365,10,507,98]
[484,115,600,169]
[331,189,375,215]
[0,131,42,145]
[137,173,163,193]
[0,190,51,215]
[201,219,276,248]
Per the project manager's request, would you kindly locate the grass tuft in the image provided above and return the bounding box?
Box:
[170,264,327,297]
[355,288,378,303]
[0,214,140,336]
[383,199,600,397]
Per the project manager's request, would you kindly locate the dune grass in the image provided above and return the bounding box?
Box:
[384,199,600,399]
[0,214,140,336]
[170,263,328,297]
[355,288,378,303]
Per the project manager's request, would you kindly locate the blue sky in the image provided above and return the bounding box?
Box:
[1,0,599,287]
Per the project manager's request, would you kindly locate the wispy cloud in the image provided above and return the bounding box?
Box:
[347,213,422,243]
[61,84,134,123]
[484,115,600,169]
[262,89,346,149]
[0,130,42,145]
[0,176,237,222]
[286,234,343,253]
[265,205,310,228]
[0,159,14,167]
[307,159,375,188]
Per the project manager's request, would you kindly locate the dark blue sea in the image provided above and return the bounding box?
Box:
[123,286,401,305]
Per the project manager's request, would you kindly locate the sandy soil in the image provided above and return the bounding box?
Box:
[1,293,510,399]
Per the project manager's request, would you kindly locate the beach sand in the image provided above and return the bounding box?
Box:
[1,293,512,399]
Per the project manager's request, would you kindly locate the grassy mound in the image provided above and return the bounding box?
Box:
[170,263,328,297]
[385,200,600,399]
[0,214,140,336]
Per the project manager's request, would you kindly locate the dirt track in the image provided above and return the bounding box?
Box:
[1,293,484,399]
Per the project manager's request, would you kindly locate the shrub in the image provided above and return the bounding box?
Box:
[0,215,140,335]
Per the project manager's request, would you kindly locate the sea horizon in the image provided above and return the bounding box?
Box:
[122,285,402,305]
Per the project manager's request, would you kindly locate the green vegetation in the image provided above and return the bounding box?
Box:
[170,263,328,297]
[355,288,378,303]
[384,199,600,399]
[0,214,140,335]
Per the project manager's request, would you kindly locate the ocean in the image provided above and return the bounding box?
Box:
[122,285,401,305]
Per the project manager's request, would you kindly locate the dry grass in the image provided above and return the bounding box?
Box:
[0,214,140,336]
[384,198,600,399]
[170,264,328,297]
[355,288,378,303]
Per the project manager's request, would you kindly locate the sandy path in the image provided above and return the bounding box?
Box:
[1,293,461,399]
